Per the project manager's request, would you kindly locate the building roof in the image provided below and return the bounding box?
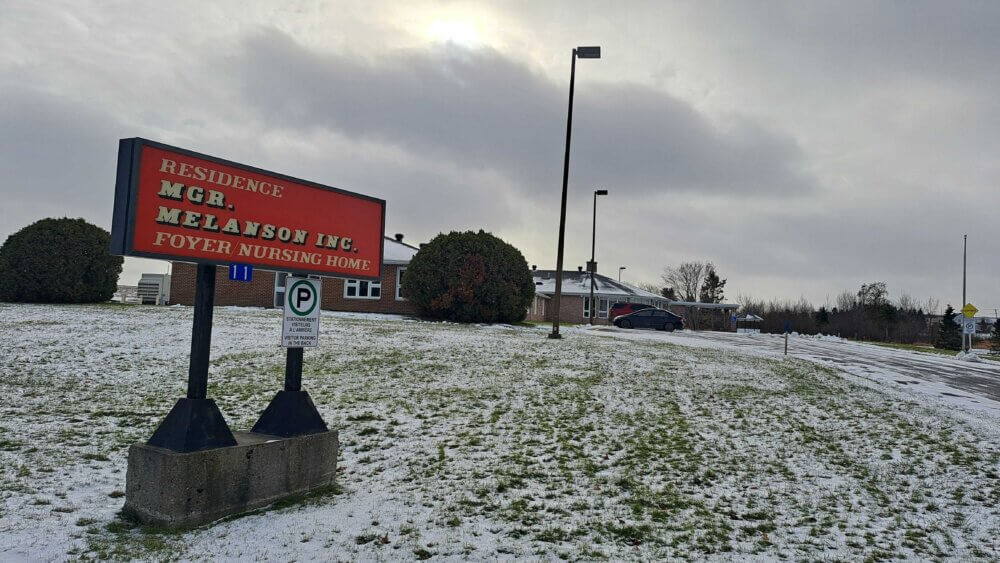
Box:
[531,270,667,301]
[384,236,419,264]
[530,269,738,309]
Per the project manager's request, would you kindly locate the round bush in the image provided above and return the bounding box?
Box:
[0,218,123,303]
[402,230,535,323]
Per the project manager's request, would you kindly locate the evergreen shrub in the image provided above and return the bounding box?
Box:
[0,218,123,303]
[402,230,534,323]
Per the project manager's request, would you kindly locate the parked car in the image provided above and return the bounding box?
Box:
[609,302,653,321]
[612,308,685,331]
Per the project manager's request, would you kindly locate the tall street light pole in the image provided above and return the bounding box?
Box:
[618,266,626,282]
[588,189,608,325]
[550,45,601,339]
[963,234,968,352]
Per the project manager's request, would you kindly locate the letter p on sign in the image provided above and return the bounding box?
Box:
[282,277,321,347]
[295,287,312,311]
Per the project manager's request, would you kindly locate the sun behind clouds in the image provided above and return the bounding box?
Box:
[425,18,483,48]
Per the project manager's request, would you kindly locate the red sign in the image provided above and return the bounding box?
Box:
[111,139,385,280]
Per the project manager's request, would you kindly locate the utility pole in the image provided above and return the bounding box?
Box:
[963,234,968,352]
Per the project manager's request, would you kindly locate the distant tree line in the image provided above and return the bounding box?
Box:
[992,318,1000,355]
[735,281,951,346]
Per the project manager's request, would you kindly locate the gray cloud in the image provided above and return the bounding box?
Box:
[0,86,126,235]
[0,2,997,309]
[228,29,815,200]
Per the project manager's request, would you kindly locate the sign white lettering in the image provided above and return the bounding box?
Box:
[282,277,321,348]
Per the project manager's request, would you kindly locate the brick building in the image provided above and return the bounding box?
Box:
[168,242,735,328]
[169,235,420,316]
[528,268,738,328]
[529,268,669,324]
[524,293,551,322]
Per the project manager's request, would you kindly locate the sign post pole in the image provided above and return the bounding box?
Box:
[962,303,979,354]
[187,263,215,400]
[146,263,237,452]
[284,347,303,392]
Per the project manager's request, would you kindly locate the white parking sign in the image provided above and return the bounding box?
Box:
[282,277,321,347]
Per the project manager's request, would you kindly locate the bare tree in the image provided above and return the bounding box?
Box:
[924,297,940,316]
[661,261,707,302]
[836,291,856,312]
[898,294,919,312]
[636,282,662,295]
[736,293,766,315]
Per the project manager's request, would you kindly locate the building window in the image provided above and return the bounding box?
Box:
[345,279,381,299]
[584,297,609,319]
[396,268,406,300]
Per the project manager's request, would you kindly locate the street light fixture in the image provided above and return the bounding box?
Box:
[618,266,626,282]
[588,189,608,325]
[550,45,601,339]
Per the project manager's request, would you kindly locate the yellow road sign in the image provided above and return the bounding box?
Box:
[962,303,978,318]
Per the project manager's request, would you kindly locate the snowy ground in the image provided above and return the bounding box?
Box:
[2,303,1000,561]
[601,329,1000,422]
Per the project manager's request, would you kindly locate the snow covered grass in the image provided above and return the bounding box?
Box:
[3,303,1000,560]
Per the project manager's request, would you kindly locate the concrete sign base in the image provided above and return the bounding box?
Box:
[123,429,338,529]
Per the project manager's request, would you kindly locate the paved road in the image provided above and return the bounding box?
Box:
[668,331,1000,406]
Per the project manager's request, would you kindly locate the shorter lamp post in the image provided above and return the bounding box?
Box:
[588,189,608,325]
[618,266,626,282]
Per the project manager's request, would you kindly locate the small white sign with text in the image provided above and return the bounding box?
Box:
[282,277,321,347]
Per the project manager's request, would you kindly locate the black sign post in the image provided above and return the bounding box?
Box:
[284,347,303,392]
[146,264,237,452]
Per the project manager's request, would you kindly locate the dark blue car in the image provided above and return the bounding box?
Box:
[612,308,685,331]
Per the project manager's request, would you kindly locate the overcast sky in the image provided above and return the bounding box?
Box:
[2,1,997,312]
